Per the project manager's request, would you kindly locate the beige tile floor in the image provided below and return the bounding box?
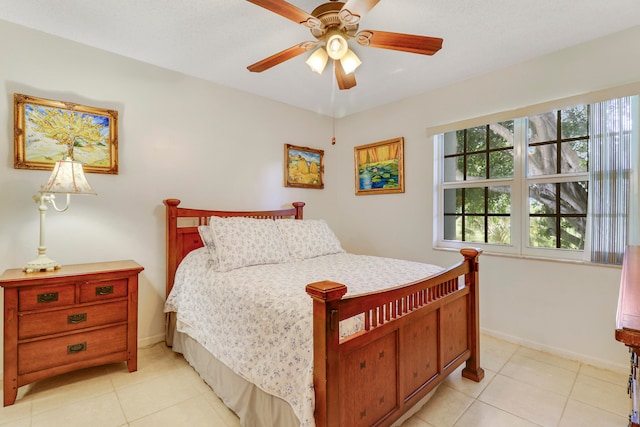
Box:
[0,335,631,426]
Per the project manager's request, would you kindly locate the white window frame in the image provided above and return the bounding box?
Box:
[434,116,590,262]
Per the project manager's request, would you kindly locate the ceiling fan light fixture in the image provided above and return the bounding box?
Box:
[306,47,329,74]
[326,32,349,60]
[340,49,361,74]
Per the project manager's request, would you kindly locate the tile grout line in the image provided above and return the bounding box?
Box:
[554,361,581,426]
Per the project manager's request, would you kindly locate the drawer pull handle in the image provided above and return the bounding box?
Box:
[37,292,59,303]
[95,285,114,296]
[67,313,87,324]
[67,342,87,354]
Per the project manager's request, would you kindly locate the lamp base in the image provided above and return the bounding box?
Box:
[23,255,61,273]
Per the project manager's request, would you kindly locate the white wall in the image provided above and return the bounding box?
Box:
[0,20,334,358]
[1,19,639,373]
[326,25,640,370]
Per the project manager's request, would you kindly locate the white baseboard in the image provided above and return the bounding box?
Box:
[138,333,166,348]
[481,327,628,374]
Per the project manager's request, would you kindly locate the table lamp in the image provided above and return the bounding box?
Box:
[23,157,96,273]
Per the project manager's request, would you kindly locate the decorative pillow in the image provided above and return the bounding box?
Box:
[208,216,290,272]
[275,219,345,260]
[197,225,218,269]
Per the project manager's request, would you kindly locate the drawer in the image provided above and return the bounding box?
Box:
[18,324,127,375]
[19,284,75,311]
[18,300,128,339]
[79,278,127,303]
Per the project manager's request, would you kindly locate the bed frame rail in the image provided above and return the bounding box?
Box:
[306,248,483,427]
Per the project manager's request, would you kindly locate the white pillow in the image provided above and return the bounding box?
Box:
[275,219,345,260]
[208,216,290,272]
[197,225,218,269]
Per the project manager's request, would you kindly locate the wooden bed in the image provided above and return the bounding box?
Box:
[164,198,484,427]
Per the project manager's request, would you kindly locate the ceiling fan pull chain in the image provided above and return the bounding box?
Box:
[332,61,337,145]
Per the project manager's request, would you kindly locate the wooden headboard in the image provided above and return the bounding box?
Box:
[163,199,305,297]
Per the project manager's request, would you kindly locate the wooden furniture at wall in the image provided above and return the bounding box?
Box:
[616,245,640,427]
[1,260,143,406]
[164,198,484,427]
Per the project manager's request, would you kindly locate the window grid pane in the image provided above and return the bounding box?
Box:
[443,186,511,245]
[527,107,589,177]
[443,123,514,183]
[528,181,588,249]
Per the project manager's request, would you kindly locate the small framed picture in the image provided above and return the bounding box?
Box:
[354,137,404,195]
[14,93,118,174]
[284,144,324,189]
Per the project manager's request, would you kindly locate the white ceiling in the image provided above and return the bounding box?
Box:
[1,0,640,117]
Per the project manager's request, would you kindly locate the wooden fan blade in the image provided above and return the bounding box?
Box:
[247,0,321,29]
[335,61,357,90]
[356,30,443,55]
[247,42,316,73]
[339,0,381,25]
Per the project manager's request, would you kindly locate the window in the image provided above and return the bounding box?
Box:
[526,107,589,251]
[442,122,514,246]
[435,96,638,263]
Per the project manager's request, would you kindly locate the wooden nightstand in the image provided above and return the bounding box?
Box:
[1,260,144,406]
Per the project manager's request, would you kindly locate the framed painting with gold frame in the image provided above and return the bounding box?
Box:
[14,93,118,174]
[284,144,324,189]
[354,137,404,195]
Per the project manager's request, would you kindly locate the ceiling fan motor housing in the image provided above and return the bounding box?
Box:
[309,1,358,41]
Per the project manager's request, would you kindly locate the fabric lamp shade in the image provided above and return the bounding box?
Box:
[42,158,96,195]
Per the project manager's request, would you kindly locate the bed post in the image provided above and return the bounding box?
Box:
[164,199,181,298]
[292,201,305,219]
[460,248,485,382]
[163,199,181,347]
[306,280,348,427]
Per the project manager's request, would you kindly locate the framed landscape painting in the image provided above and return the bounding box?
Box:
[354,137,404,195]
[284,144,324,189]
[14,93,119,174]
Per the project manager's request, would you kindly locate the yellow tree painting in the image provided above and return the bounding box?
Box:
[14,94,118,174]
[27,106,105,160]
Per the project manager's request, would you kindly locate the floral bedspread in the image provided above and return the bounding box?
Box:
[164,249,445,427]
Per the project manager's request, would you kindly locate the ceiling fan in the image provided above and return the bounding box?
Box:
[246,0,443,90]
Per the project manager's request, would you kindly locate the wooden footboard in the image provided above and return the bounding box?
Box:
[306,248,483,427]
